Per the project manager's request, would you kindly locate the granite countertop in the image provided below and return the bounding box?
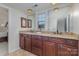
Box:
[20,31,79,40]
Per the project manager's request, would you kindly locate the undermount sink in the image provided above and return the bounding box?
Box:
[34,31,58,34]
[36,32,42,33]
[29,31,42,33]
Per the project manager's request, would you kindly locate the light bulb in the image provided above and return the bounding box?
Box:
[27,9,33,15]
[52,3,56,5]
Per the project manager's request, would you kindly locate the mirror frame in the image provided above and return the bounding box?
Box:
[21,17,27,28]
[27,19,32,28]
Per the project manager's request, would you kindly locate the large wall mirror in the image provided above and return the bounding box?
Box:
[28,19,32,28]
[57,15,73,33]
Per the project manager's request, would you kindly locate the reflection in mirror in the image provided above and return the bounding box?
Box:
[21,17,27,28]
[37,12,48,31]
[28,19,32,28]
[57,14,72,33]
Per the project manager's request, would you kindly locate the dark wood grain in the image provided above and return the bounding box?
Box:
[24,34,32,52]
[43,41,57,56]
[31,35,43,56]
[20,33,79,56]
[19,34,25,49]
[58,44,78,56]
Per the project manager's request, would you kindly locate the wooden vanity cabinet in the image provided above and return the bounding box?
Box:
[20,33,79,56]
[19,34,25,49]
[31,35,43,56]
[24,34,32,52]
[43,41,57,56]
[20,34,32,52]
[43,37,57,56]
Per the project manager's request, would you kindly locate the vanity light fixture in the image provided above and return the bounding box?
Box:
[51,3,59,12]
[53,7,59,12]
[27,4,38,16]
[27,9,33,16]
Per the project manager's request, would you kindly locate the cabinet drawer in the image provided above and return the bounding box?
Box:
[64,39,78,48]
[24,34,31,39]
[42,36,48,41]
[32,35,42,40]
[32,47,42,56]
[48,37,64,44]
[48,37,57,42]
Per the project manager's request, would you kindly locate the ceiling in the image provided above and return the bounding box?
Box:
[3,3,52,12]
[3,3,72,12]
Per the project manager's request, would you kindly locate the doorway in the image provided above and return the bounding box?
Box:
[0,6,8,55]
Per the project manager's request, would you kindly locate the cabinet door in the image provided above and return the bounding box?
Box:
[43,41,57,56]
[58,44,78,56]
[58,44,70,56]
[20,34,25,49]
[32,35,43,55]
[25,35,31,52]
[32,37,42,48]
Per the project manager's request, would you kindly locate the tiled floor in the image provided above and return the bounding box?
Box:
[0,42,36,56]
[8,49,36,56]
[0,42,8,56]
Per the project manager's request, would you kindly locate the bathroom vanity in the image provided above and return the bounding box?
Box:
[19,31,79,56]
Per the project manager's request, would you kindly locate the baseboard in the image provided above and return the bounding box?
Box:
[8,47,20,53]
